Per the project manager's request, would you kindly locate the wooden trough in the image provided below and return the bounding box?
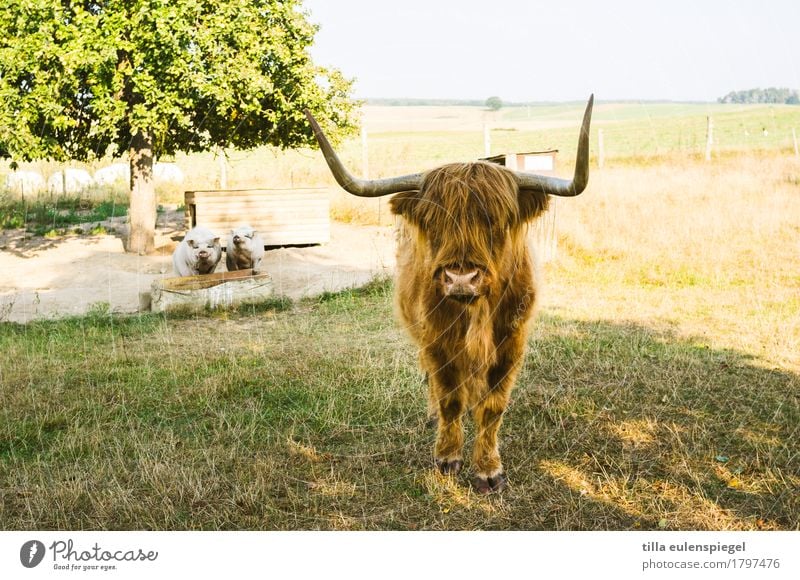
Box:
[149,269,273,313]
[185,188,329,246]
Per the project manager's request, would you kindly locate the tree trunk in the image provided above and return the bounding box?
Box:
[127,130,156,254]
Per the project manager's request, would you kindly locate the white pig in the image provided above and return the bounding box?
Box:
[173,226,222,276]
[226,225,265,273]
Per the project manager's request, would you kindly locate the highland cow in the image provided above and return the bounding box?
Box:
[306,96,593,493]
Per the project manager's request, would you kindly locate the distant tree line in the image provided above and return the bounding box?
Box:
[364,97,581,107]
[718,88,800,104]
[366,98,487,107]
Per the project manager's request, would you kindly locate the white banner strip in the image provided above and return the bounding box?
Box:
[2,531,797,579]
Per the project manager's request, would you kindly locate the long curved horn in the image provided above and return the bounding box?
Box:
[305,110,424,197]
[516,94,593,197]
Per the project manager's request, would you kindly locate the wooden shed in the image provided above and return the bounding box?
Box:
[184,188,329,247]
[483,150,561,262]
[481,150,558,174]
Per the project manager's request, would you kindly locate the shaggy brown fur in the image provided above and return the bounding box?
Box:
[389,161,549,493]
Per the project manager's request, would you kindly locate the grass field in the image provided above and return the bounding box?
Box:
[1,121,798,529]
[3,101,800,211]
[198,101,800,188]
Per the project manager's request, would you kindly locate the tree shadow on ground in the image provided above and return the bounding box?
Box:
[0,228,80,257]
[279,313,798,530]
[493,315,799,530]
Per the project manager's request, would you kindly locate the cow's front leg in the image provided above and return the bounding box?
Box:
[471,388,509,493]
[471,340,523,493]
[426,358,465,476]
[424,372,439,429]
[434,388,466,475]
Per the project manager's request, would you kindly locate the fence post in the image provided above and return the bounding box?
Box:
[361,127,369,179]
[705,116,713,161]
[598,128,605,169]
[217,149,227,189]
[792,128,799,158]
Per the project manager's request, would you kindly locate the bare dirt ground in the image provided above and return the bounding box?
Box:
[0,212,396,323]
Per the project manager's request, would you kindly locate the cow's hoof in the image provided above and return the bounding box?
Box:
[472,472,507,494]
[435,458,463,476]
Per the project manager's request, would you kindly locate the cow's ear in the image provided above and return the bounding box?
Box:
[389,190,423,221]
[517,190,550,223]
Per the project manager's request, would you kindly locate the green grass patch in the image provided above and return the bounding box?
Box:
[0,281,796,530]
[0,194,128,235]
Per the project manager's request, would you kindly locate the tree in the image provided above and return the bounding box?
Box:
[718,87,800,105]
[0,1,356,253]
[485,96,503,111]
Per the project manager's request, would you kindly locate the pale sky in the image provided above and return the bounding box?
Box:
[304,0,800,102]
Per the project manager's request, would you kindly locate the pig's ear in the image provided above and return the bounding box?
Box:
[250,230,257,238]
[188,239,198,249]
[213,237,220,245]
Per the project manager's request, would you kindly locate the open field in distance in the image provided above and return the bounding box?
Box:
[3,101,800,203]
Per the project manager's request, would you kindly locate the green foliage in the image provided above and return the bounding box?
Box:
[718,87,800,105]
[313,275,393,304]
[485,96,503,111]
[0,1,358,163]
[0,194,127,233]
[0,192,24,228]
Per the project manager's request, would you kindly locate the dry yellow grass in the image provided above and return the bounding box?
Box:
[548,154,800,373]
